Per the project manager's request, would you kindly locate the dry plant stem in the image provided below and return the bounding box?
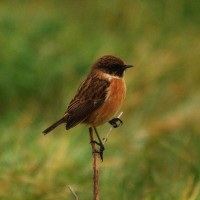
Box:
[89,127,100,200]
[67,185,79,200]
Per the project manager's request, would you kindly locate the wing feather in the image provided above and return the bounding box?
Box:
[65,73,110,129]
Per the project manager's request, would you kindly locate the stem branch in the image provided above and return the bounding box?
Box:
[89,127,100,200]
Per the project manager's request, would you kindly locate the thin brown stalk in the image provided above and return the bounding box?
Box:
[89,127,100,200]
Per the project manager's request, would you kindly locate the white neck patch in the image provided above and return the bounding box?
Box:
[103,72,122,80]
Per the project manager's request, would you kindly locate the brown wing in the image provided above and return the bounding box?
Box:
[65,73,110,129]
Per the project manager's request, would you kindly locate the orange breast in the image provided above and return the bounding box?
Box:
[85,77,126,127]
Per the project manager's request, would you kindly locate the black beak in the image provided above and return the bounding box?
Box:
[124,64,134,69]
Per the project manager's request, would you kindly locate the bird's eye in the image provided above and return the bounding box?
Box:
[112,64,124,72]
[111,64,121,69]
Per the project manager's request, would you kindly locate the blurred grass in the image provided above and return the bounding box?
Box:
[0,0,200,199]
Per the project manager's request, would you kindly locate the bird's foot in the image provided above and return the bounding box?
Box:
[109,118,123,128]
[90,140,105,161]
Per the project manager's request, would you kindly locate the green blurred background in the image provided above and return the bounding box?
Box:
[0,0,200,199]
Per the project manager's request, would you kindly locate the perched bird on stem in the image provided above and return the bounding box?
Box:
[43,55,133,159]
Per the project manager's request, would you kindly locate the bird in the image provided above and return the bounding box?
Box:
[43,55,133,159]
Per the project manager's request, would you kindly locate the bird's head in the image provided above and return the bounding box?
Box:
[92,55,133,77]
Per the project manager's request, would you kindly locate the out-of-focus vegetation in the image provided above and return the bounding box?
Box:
[0,0,200,199]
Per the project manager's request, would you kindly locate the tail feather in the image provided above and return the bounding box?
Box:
[43,117,66,135]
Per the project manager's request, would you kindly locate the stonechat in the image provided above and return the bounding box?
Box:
[43,55,133,158]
